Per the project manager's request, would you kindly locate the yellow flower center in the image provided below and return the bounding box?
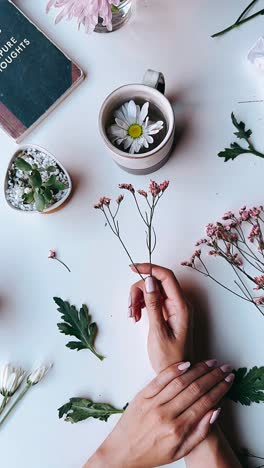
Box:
[128,124,143,139]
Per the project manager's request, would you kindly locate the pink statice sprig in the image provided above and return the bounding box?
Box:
[182,205,264,316]
[94,180,170,279]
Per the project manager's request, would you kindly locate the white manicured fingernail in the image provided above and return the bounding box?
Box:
[210,408,221,425]
[220,364,232,373]
[205,359,217,368]
[178,361,191,371]
[225,373,235,383]
[128,294,132,308]
[128,308,133,318]
[145,276,157,293]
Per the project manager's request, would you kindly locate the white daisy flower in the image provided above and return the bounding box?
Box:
[27,364,53,386]
[108,100,164,155]
[0,364,26,397]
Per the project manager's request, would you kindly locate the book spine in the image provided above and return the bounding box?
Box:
[0,102,27,139]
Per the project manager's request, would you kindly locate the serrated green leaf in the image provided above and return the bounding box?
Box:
[66,341,86,351]
[231,112,252,140]
[53,298,105,361]
[58,398,125,423]
[15,157,32,172]
[227,366,264,405]
[218,113,264,162]
[218,143,250,162]
[34,191,45,212]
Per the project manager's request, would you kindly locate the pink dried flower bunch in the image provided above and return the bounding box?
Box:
[182,205,264,316]
[46,0,121,33]
[94,181,170,278]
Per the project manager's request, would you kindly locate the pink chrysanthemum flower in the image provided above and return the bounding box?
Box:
[46,0,121,33]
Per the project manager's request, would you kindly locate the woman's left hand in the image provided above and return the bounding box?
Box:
[129,263,193,373]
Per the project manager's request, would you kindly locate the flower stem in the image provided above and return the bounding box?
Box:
[236,0,259,23]
[102,206,144,281]
[0,384,31,427]
[0,395,8,416]
[212,8,264,38]
[55,258,71,273]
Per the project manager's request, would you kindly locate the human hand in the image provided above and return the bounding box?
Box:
[129,263,193,373]
[85,361,234,468]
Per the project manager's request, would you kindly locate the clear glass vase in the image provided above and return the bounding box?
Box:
[95,0,132,33]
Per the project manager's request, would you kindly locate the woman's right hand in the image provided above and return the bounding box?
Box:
[85,360,234,468]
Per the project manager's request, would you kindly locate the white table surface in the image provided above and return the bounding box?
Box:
[0,1,264,467]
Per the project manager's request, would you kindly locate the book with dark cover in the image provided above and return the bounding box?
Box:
[0,0,84,141]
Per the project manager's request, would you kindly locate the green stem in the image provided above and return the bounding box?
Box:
[212,8,264,38]
[236,0,259,23]
[55,258,71,273]
[103,207,144,281]
[251,150,264,159]
[0,395,8,415]
[90,346,105,361]
[0,384,31,427]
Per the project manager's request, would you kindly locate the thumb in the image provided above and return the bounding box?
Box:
[144,276,165,329]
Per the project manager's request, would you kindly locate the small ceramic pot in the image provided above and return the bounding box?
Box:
[99,69,175,174]
[4,144,72,214]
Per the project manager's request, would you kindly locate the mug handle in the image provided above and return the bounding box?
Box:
[142,69,165,95]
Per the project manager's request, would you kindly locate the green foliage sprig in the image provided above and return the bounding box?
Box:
[58,366,264,426]
[15,157,68,212]
[53,298,104,361]
[58,398,127,423]
[227,366,264,406]
[212,0,264,38]
[218,113,264,162]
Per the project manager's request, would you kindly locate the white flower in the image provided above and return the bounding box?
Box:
[27,364,53,386]
[108,100,164,155]
[0,364,26,397]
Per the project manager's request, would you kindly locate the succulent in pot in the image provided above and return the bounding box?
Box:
[5,145,72,213]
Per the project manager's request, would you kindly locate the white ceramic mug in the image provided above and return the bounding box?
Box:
[99,70,175,174]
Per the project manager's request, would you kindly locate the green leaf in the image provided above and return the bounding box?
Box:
[15,157,32,172]
[22,191,34,204]
[231,112,252,140]
[53,298,105,361]
[43,188,53,203]
[218,142,250,162]
[44,175,57,187]
[46,166,57,173]
[52,179,68,192]
[227,366,264,405]
[58,398,125,423]
[29,170,42,189]
[34,191,46,212]
[218,113,264,162]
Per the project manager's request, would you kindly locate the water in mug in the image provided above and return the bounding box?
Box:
[107,98,168,155]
